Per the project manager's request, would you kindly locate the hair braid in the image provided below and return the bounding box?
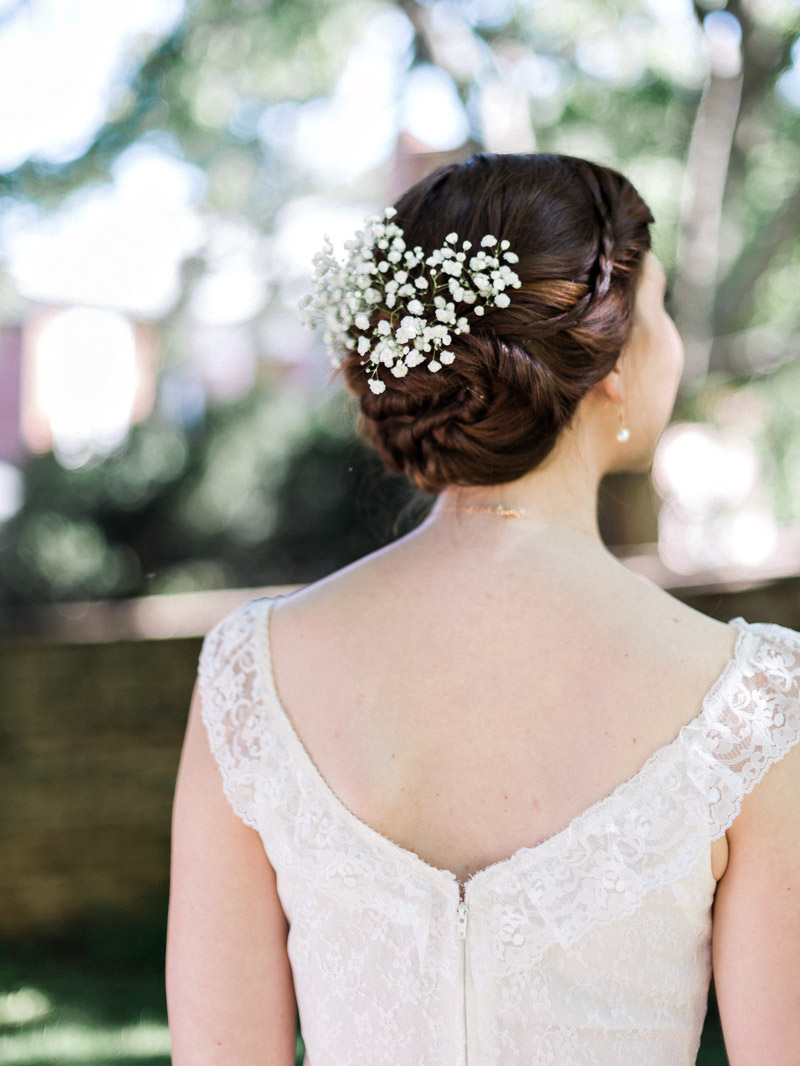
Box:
[578,162,617,308]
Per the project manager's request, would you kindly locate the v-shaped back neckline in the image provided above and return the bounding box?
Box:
[253,597,750,895]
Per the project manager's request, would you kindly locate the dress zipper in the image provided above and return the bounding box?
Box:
[457,887,469,1063]
[457,899,468,939]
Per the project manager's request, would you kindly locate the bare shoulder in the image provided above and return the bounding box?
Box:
[272,539,742,659]
[605,559,740,676]
[269,539,418,638]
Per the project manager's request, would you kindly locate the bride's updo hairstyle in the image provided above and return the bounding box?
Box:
[340,153,653,494]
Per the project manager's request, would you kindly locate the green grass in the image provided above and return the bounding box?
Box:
[0,912,170,1066]
[0,911,725,1065]
[697,985,730,1066]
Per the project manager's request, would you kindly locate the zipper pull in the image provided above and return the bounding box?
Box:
[456,900,468,940]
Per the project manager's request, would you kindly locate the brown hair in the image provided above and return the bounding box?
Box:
[340,153,653,494]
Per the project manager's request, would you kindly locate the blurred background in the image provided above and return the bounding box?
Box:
[0,0,798,1063]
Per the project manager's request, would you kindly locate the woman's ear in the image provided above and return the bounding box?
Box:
[595,364,624,405]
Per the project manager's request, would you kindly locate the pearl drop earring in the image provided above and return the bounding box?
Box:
[616,408,630,443]
[612,366,629,443]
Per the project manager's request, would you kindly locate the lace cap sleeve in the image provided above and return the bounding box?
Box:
[196,598,272,829]
[706,619,800,835]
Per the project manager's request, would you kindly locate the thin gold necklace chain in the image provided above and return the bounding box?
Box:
[438,504,528,517]
[434,504,600,537]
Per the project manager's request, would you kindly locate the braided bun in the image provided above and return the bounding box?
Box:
[339,153,653,493]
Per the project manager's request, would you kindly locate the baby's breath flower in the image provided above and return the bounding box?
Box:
[299,206,521,387]
[442,260,462,277]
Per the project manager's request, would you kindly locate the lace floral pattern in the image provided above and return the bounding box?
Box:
[198,599,800,1066]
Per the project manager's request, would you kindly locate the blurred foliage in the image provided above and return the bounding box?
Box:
[0,389,423,607]
[681,352,800,524]
[0,0,799,604]
[0,910,169,1066]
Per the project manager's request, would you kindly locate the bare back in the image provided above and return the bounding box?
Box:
[269,522,737,885]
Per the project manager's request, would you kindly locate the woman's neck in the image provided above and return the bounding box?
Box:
[424,426,605,542]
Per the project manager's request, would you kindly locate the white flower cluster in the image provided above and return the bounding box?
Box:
[299,207,522,394]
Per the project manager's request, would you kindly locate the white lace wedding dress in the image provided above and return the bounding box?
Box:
[198,597,800,1066]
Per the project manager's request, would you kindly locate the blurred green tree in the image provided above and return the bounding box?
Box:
[0,0,798,605]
